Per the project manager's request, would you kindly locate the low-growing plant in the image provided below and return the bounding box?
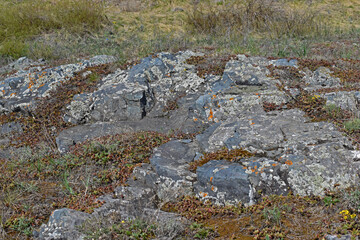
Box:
[190,222,214,239]
[323,196,340,207]
[324,104,343,119]
[84,219,156,240]
[189,147,253,172]
[345,190,360,211]
[263,206,281,226]
[5,216,34,236]
[344,118,360,133]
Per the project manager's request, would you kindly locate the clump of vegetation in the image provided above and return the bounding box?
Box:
[189,147,254,172]
[83,219,157,240]
[186,54,237,78]
[344,118,360,133]
[0,131,174,238]
[162,196,239,222]
[324,104,343,119]
[162,190,360,239]
[189,222,217,239]
[0,0,106,59]
[186,0,320,38]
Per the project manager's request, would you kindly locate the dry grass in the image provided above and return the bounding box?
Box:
[1,0,359,64]
[186,0,320,38]
[0,0,106,58]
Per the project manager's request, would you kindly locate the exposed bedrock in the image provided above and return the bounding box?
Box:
[2,51,360,239]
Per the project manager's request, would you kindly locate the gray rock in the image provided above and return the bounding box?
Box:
[322,91,359,112]
[0,121,22,136]
[149,140,198,202]
[0,55,116,114]
[35,208,91,240]
[304,67,341,90]
[272,58,298,67]
[325,234,354,240]
[195,160,254,205]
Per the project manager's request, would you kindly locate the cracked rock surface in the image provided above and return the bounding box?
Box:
[2,51,360,239]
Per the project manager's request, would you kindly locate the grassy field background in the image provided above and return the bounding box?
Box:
[0,0,359,65]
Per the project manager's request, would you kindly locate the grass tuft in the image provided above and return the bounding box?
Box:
[186,0,321,38]
[0,0,106,58]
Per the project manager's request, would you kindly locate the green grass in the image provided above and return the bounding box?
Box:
[1,0,360,65]
[0,0,106,59]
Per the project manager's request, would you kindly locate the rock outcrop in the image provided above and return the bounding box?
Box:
[1,50,360,239]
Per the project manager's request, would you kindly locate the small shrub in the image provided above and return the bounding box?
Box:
[324,103,342,119]
[323,196,339,207]
[345,190,360,211]
[190,223,215,239]
[5,216,34,236]
[344,118,360,133]
[263,206,281,225]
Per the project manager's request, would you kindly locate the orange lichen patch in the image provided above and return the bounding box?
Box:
[251,122,255,125]
[251,169,255,173]
[254,166,257,169]
[10,92,16,97]
[272,163,278,167]
[203,193,208,197]
[285,160,293,166]
[211,186,215,191]
[229,97,234,101]
[212,94,217,99]
[2,90,5,94]
[243,166,247,169]
[255,171,259,175]
[210,176,213,182]
[194,118,198,121]
[208,108,214,121]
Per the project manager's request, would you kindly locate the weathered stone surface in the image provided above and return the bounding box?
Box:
[195,160,253,205]
[3,51,360,239]
[0,55,116,114]
[304,67,341,90]
[64,51,206,124]
[325,234,354,240]
[322,91,359,112]
[0,121,22,136]
[194,107,360,201]
[149,140,198,202]
[35,208,90,240]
